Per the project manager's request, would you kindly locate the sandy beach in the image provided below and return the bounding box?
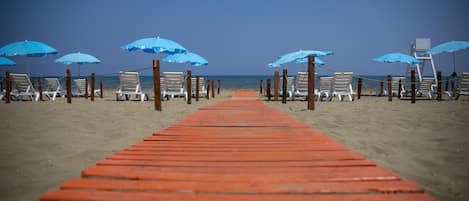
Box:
[0,89,232,201]
[1,89,468,201]
[266,95,469,201]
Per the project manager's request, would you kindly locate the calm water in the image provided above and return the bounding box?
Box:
[27,75,454,90]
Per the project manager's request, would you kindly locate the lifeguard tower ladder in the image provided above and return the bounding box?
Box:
[407,38,437,84]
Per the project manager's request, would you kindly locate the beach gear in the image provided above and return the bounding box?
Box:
[332,72,354,101]
[55,52,100,77]
[318,76,333,101]
[115,71,149,102]
[373,53,421,65]
[0,40,57,75]
[9,73,40,101]
[121,36,187,54]
[43,78,66,101]
[163,52,208,66]
[269,50,331,67]
[73,78,101,97]
[0,57,16,66]
[162,72,186,100]
[427,41,469,77]
[455,72,469,100]
[292,72,316,100]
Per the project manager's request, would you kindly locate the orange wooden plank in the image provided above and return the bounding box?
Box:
[82,166,400,182]
[96,159,376,167]
[41,189,437,201]
[61,178,423,194]
[126,146,348,152]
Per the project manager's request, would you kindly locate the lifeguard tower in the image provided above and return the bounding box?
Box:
[407,38,437,84]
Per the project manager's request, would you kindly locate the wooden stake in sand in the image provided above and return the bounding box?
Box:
[259,80,263,95]
[186,70,191,104]
[100,80,103,99]
[411,70,416,104]
[357,77,362,100]
[266,79,271,101]
[274,71,279,101]
[153,60,161,111]
[437,71,442,101]
[380,80,384,97]
[217,80,220,95]
[91,73,95,101]
[451,79,455,97]
[38,76,43,101]
[211,80,215,98]
[398,79,402,99]
[85,78,89,99]
[282,69,287,104]
[206,80,210,100]
[196,76,199,101]
[5,71,10,104]
[308,56,315,111]
[387,75,392,102]
[66,69,72,104]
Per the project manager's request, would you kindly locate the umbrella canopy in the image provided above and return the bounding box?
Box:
[163,52,208,66]
[0,57,16,66]
[55,52,100,77]
[269,50,332,67]
[427,41,469,55]
[0,40,57,57]
[427,41,469,77]
[0,40,57,75]
[121,36,187,54]
[373,52,421,65]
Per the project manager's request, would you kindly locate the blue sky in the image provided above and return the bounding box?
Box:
[1,0,468,76]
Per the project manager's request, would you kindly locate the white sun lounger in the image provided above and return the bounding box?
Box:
[73,78,101,97]
[116,71,148,102]
[10,73,39,101]
[43,78,66,101]
[455,72,469,100]
[332,72,354,101]
[162,72,186,100]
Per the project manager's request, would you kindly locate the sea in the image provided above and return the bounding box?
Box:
[26,75,454,90]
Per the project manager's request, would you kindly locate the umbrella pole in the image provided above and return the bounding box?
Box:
[78,64,81,78]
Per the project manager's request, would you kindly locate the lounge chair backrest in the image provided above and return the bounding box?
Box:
[295,72,309,92]
[191,77,205,91]
[163,72,184,92]
[279,77,294,92]
[74,79,87,94]
[119,71,141,93]
[11,73,35,93]
[160,77,166,91]
[44,78,62,92]
[391,77,406,92]
[420,77,434,92]
[320,77,333,91]
[333,72,354,93]
[459,72,469,92]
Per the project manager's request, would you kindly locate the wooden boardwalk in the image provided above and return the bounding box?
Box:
[40,91,436,201]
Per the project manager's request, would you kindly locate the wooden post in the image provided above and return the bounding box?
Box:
[437,71,442,101]
[387,75,392,101]
[260,80,263,94]
[211,80,215,98]
[451,79,455,97]
[153,60,162,111]
[0,78,3,92]
[266,79,271,101]
[398,79,402,99]
[274,71,279,101]
[38,76,43,101]
[217,80,220,95]
[91,73,95,101]
[85,78,89,99]
[380,80,384,96]
[5,71,10,104]
[66,69,72,104]
[411,70,416,104]
[282,69,287,104]
[307,56,315,111]
[100,80,103,99]
[186,70,191,104]
[206,80,210,100]
[195,76,199,101]
[357,77,362,100]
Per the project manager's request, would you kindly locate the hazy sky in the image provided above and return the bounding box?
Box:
[1,0,468,76]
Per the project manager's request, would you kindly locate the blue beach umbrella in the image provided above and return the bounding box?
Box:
[427,41,469,77]
[55,52,100,77]
[0,57,16,66]
[373,52,421,65]
[269,50,332,67]
[163,52,208,67]
[0,40,57,75]
[121,36,187,55]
